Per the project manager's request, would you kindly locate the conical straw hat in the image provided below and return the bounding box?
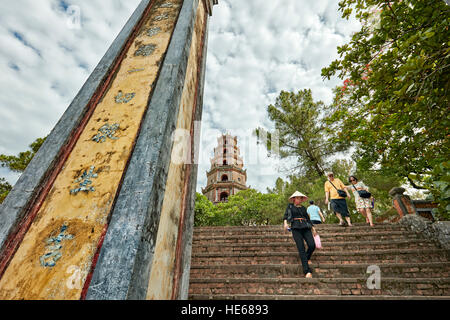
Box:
[289,191,308,202]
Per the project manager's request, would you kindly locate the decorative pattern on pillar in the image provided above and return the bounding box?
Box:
[0,0,217,300]
[0,0,183,300]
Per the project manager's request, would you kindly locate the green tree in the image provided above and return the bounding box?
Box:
[266,177,286,195]
[416,161,450,220]
[255,89,349,179]
[0,178,12,204]
[321,0,449,217]
[0,137,46,203]
[194,189,285,226]
[0,137,46,172]
[193,192,218,226]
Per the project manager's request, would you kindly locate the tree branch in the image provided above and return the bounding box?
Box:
[407,176,428,190]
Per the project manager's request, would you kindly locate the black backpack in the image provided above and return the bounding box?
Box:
[286,203,294,223]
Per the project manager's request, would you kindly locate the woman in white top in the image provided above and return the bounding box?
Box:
[346,176,374,227]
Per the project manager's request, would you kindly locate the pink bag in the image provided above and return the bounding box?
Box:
[314,234,322,249]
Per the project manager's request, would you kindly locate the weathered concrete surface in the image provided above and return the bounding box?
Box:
[399,214,450,250]
[85,0,204,300]
[0,0,181,300]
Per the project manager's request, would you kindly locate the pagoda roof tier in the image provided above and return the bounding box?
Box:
[206,164,247,177]
[202,181,248,194]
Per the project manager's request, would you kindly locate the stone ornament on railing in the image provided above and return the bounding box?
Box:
[39,224,74,268]
[70,166,98,195]
[92,123,120,143]
[389,187,407,198]
[389,187,417,217]
[115,90,136,103]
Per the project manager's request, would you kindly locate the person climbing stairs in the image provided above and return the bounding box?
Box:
[189,223,450,299]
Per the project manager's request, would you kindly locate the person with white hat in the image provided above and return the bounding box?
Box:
[283,191,316,278]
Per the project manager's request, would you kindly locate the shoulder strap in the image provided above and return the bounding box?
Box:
[328,180,339,191]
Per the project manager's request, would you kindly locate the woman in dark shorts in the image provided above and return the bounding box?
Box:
[324,171,352,227]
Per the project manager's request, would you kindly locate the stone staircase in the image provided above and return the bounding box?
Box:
[188,223,450,299]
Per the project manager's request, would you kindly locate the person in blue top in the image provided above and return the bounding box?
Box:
[307,200,325,225]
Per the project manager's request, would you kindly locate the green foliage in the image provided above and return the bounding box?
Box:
[0,136,46,203]
[0,137,46,172]
[0,178,12,204]
[410,161,450,220]
[322,0,449,217]
[254,89,349,178]
[194,193,217,226]
[194,189,285,227]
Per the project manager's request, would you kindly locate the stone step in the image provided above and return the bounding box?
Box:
[194,224,407,236]
[192,239,437,254]
[195,223,404,231]
[189,294,450,300]
[188,277,450,296]
[190,262,450,279]
[193,231,426,244]
[191,249,450,265]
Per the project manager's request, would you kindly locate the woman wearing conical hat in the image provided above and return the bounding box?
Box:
[283,191,316,278]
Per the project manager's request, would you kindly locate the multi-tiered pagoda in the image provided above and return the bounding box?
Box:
[202,134,248,203]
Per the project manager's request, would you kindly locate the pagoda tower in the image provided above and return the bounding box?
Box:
[202,133,248,203]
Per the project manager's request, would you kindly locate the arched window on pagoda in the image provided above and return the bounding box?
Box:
[221,174,228,182]
[220,191,229,202]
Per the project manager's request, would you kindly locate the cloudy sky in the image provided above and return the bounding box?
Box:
[0,0,360,193]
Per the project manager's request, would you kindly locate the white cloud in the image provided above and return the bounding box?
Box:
[0,0,141,158]
[198,0,360,192]
[0,0,360,192]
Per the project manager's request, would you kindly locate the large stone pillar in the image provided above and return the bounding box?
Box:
[0,0,217,300]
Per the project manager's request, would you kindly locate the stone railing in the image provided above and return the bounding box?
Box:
[389,187,436,221]
[398,214,450,250]
[389,187,450,250]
